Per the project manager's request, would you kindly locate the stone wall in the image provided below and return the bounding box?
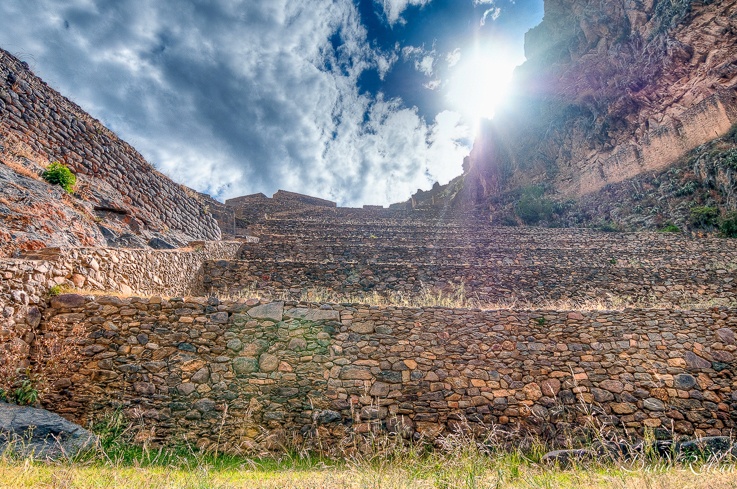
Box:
[203,259,737,307]
[0,241,242,345]
[40,296,737,452]
[236,238,736,268]
[0,48,221,241]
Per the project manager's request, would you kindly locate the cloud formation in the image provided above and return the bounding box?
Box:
[378,0,433,26]
[0,0,470,206]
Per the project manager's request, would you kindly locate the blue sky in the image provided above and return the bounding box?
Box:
[0,0,543,206]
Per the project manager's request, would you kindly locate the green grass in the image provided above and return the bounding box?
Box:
[2,453,737,488]
[2,435,736,489]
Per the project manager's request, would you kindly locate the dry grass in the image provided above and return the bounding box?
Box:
[56,282,737,313]
[1,430,736,489]
[2,462,737,489]
[211,283,737,312]
[0,133,49,180]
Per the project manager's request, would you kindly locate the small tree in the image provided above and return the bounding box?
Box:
[42,161,76,193]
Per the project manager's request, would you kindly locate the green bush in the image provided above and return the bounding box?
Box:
[674,181,698,197]
[689,206,719,228]
[721,148,737,170]
[597,221,622,233]
[515,186,555,224]
[659,222,681,233]
[42,161,76,193]
[719,211,737,238]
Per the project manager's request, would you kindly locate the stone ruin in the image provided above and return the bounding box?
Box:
[1,190,736,454]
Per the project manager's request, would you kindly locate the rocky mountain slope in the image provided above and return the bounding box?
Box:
[405,0,737,231]
[0,49,221,257]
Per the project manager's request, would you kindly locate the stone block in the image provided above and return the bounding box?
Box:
[599,380,625,393]
[674,374,697,390]
[611,403,637,415]
[233,357,259,375]
[716,328,735,345]
[50,294,86,309]
[340,366,373,380]
[350,321,375,334]
[285,308,339,321]
[259,353,279,373]
[684,352,711,369]
[247,302,284,321]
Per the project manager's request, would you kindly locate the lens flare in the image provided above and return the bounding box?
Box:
[447,50,517,127]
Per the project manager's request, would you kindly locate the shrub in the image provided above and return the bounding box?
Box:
[596,221,622,232]
[42,161,76,193]
[515,186,555,224]
[659,222,681,233]
[719,211,737,238]
[726,122,737,144]
[689,206,719,228]
[674,181,698,197]
[721,148,737,170]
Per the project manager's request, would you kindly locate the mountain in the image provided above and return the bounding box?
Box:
[404,0,737,232]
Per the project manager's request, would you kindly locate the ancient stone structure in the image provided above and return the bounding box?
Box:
[39,293,737,453]
[205,226,737,307]
[0,241,243,340]
[0,48,221,254]
[2,0,736,453]
[2,193,735,453]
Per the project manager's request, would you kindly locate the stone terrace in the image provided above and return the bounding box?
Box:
[4,190,737,453]
[206,197,737,307]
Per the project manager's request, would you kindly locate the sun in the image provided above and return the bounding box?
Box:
[447,51,518,126]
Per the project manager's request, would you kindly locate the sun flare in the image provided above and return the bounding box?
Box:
[447,51,518,126]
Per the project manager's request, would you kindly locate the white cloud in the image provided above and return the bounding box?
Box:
[416,55,435,76]
[423,79,441,90]
[481,7,502,25]
[446,48,461,68]
[374,0,432,25]
[402,45,437,77]
[376,47,400,80]
[379,0,433,26]
[0,0,471,207]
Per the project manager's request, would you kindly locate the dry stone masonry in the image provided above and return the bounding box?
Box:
[205,217,737,308]
[0,241,242,363]
[0,192,733,453]
[0,48,220,244]
[42,294,737,453]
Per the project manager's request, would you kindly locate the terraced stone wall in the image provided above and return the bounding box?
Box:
[203,259,737,307]
[0,48,220,241]
[40,296,737,453]
[0,242,242,364]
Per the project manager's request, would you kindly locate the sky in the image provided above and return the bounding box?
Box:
[0,0,544,206]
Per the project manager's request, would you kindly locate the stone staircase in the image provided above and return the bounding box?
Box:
[206,202,737,309]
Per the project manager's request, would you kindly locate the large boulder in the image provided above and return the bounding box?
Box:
[0,402,96,460]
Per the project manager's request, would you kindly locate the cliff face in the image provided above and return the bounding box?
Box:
[456,0,737,212]
[0,49,221,256]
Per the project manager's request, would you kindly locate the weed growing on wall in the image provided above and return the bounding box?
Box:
[42,161,76,193]
[659,222,681,233]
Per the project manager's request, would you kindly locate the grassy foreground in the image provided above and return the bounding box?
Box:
[2,444,736,489]
[3,464,737,489]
